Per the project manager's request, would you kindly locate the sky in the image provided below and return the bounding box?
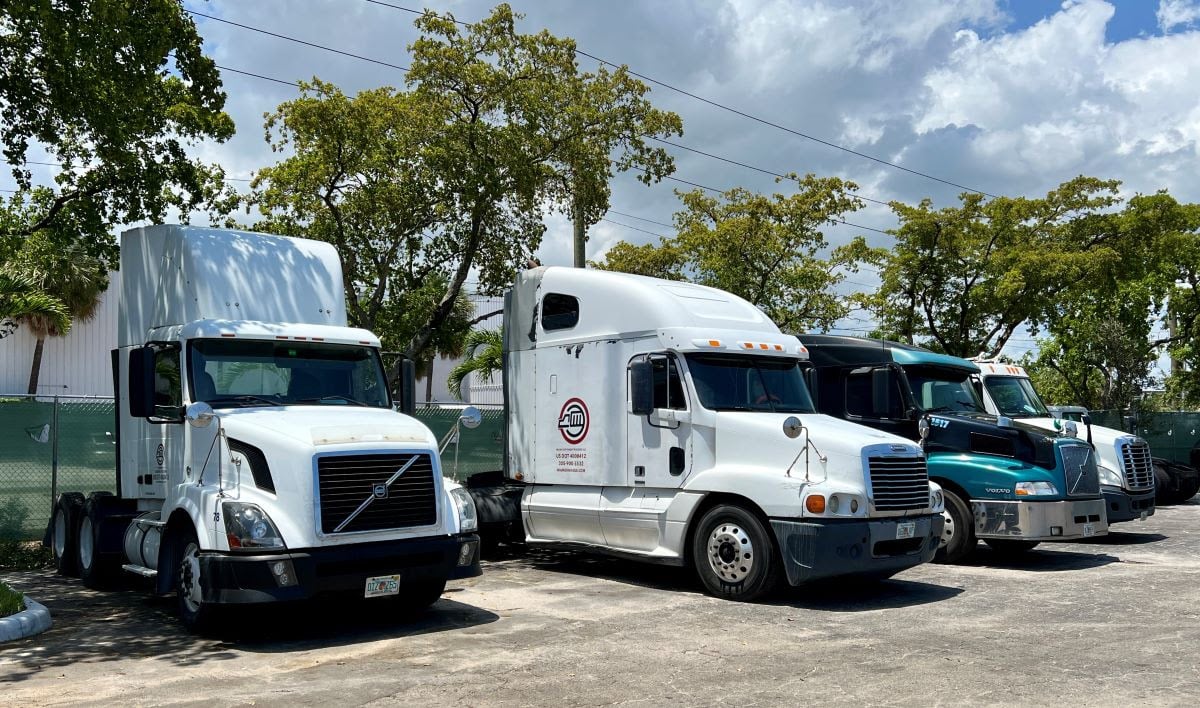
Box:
[12,0,1200,364]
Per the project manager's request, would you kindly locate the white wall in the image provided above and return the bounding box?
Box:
[0,271,120,397]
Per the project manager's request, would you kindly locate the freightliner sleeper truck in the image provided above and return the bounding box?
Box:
[973,361,1155,524]
[797,335,1108,564]
[472,267,945,601]
[46,225,481,632]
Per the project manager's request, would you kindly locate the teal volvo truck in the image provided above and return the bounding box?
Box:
[797,335,1107,563]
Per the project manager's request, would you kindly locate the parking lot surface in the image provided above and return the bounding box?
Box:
[2,500,1199,707]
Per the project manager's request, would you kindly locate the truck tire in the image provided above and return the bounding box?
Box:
[50,492,85,577]
[691,504,779,601]
[984,539,1040,555]
[77,493,119,589]
[176,527,218,634]
[393,579,447,617]
[934,491,975,564]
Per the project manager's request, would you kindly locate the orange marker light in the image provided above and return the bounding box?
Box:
[805,495,826,514]
[708,339,721,347]
[744,342,754,349]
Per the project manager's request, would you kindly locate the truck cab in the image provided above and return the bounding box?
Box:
[974,362,1155,524]
[797,335,1108,563]
[500,268,945,600]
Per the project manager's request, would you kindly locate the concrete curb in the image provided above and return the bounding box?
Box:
[0,596,53,642]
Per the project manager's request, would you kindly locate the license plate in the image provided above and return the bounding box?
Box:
[896,522,916,540]
[364,574,401,598]
[1082,523,1096,538]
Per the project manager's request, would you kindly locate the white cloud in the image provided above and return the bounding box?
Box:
[1158,0,1200,31]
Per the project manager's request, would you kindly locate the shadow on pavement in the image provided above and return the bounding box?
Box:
[492,545,700,595]
[779,578,964,612]
[964,546,1119,571]
[1077,531,1168,546]
[0,569,497,682]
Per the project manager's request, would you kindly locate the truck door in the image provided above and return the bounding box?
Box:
[844,365,915,440]
[627,353,692,487]
[140,344,186,499]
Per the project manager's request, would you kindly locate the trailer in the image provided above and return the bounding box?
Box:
[798,336,1108,564]
[471,267,945,600]
[46,225,480,632]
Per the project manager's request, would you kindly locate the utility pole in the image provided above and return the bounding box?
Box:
[572,196,586,268]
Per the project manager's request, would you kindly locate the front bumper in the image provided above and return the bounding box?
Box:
[973,499,1107,541]
[1101,485,1155,524]
[769,514,942,586]
[198,533,481,604]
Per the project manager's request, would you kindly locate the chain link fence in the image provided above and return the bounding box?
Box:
[412,403,506,483]
[1090,409,1200,467]
[0,395,118,541]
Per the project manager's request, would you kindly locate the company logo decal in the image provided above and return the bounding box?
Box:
[155,443,165,467]
[557,398,590,445]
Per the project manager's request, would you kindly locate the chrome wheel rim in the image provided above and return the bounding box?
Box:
[707,522,754,583]
[79,516,94,570]
[940,508,955,549]
[179,542,203,614]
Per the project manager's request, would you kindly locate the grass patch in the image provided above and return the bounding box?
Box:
[0,540,53,571]
[0,581,24,617]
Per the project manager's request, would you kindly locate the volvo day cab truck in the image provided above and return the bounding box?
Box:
[797,336,1108,564]
[483,267,944,601]
[47,225,480,632]
[973,361,1155,524]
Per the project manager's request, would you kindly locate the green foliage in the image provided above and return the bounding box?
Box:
[0,580,24,617]
[447,329,503,400]
[596,175,882,331]
[868,176,1124,358]
[0,271,68,339]
[0,0,235,243]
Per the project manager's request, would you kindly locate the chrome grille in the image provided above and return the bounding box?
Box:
[1060,444,1100,497]
[867,456,929,511]
[316,453,437,535]
[1118,439,1154,491]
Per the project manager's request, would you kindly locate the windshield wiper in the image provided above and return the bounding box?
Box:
[209,395,282,408]
[296,394,369,407]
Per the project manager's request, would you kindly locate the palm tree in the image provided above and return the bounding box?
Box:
[447,329,503,401]
[0,271,69,341]
[12,238,108,394]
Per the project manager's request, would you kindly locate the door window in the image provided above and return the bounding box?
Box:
[651,354,687,410]
[153,346,183,421]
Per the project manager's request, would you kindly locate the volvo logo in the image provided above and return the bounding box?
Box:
[372,483,388,499]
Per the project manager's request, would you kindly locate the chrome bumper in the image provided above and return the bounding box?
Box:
[972,499,1107,541]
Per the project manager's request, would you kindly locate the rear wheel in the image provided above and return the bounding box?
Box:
[984,539,1040,555]
[934,490,975,564]
[691,504,779,601]
[176,527,218,633]
[50,492,84,576]
[77,493,120,589]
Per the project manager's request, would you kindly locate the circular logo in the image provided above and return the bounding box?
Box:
[155,443,165,467]
[557,398,590,445]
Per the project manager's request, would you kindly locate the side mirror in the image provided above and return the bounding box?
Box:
[782,416,803,439]
[128,346,156,418]
[460,406,483,430]
[630,358,653,415]
[395,358,416,415]
[186,402,215,428]
[871,367,893,418]
[1081,413,1092,427]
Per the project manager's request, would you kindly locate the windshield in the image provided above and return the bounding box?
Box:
[684,354,816,413]
[984,376,1051,417]
[188,339,390,409]
[904,365,985,414]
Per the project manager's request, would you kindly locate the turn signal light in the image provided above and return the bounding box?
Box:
[805,495,826,514]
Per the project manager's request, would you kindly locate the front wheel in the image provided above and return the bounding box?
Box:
[176,528,219,633]
[984,539,1040,555]
[934,490,976,564]
[691,504,779,601]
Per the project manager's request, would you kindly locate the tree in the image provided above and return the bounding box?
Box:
[867,176,1124,358]
[447,329,503,400]
[0,0,235,241]
[0,271,68,340]
[596,175,882,331]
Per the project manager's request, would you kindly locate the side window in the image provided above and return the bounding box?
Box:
[651,354,687,411]
[846,369,903,419]
[845,371,872,418]
[153,346,182,420]
[541,293,579,331]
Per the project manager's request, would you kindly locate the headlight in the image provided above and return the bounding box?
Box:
[222,502,286,550]
[1014,481,1059,496]
[449,486,478,533]
[1097,465,1123,488]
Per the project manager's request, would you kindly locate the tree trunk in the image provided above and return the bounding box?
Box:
[27,336,46,395]
[425,363,434,403]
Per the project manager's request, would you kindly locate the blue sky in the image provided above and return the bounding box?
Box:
[1002,0,1162,41]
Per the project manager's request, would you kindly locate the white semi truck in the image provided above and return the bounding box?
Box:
[47,225,480,632]
[973,361,1155,524]
[477,266,945,600]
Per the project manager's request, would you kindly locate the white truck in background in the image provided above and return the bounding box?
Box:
[47,225,480,632]
[475,266,945,600]
[973,361,1155,524]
